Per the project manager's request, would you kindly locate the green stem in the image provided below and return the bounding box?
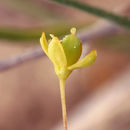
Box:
[59,79,67,130]
[51,0,130,29]
[0,25,71,41]
[0,28,41,41]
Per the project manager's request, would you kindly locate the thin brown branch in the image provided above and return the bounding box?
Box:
[0,48,44,72]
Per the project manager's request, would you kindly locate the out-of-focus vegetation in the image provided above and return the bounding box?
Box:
[52,0,130,29]
[0,24,74,41]
[95,33,130,52]
[0,0,88,42]
[1,0,130,42]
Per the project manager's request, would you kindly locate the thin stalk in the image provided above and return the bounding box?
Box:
[59,79,67,130]
[51,0,130,29]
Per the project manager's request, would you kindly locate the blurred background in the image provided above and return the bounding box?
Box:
[0,0,130,130]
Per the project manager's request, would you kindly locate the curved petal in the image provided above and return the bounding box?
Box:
[40,32,48,56]
[48,36,67,70]
[68,50,97,70]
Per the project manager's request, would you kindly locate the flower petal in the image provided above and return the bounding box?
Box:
[68,50,97,70]
[48,36,67,70]
[40,32,48,56]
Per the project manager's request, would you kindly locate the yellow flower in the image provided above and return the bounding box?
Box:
[40,27,97,130]
[40,27,97,80]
